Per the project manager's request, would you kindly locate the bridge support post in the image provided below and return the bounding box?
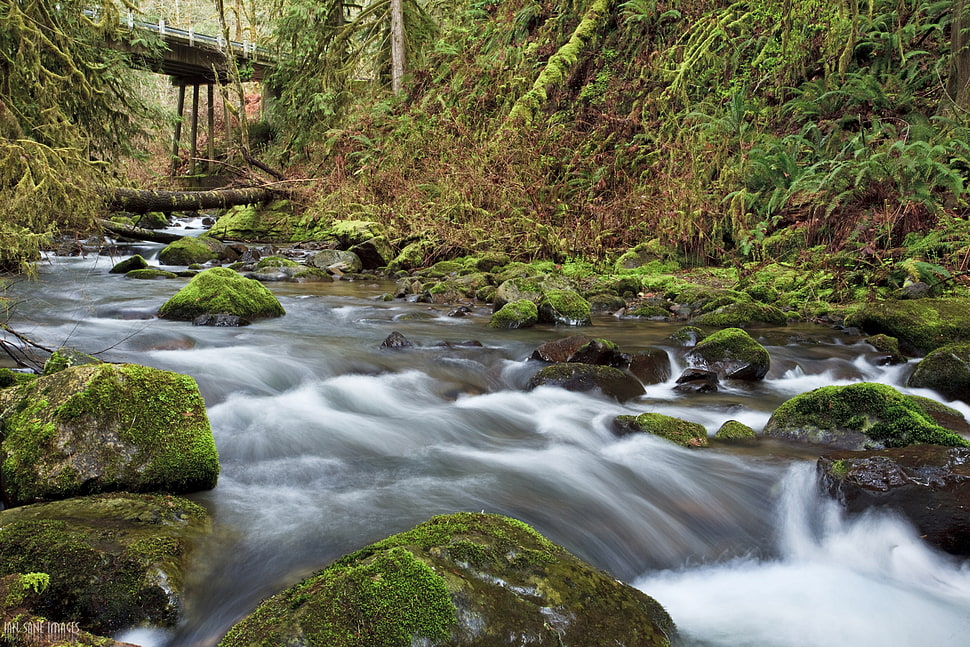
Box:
[208,84,216,173]
[190,83,200,176]
[170,81,186,175]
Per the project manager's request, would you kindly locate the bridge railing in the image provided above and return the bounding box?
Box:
[122,12,275,63]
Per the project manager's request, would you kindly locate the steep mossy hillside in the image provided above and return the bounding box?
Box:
[272,0,970,295]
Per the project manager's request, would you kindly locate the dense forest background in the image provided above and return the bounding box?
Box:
[3,0,970,297]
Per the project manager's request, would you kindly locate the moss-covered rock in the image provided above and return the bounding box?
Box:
[157,236,225,266]
[684,327,770,380]
[492,276,544,309]
[309,249,363,273]
[108,255,149,274]
[255,255,300,269]
[715,420,757,442]
[613,239,683,273]
[387,238,436,272]
[844,298,970,354]
[0,493,209,634]
[219,512,676,647]
[538,289,592,326]
[614,413,709,447]
[125,268,179,280]
[865,334,906,365]
[209,200,294,241]
[908,342,970,403]
[0,363,220,505]
[691,301,787,327]
[488,300,538,329]
[325,220,387,248]
[529,363,645,402]
[131,212,170,229]
[158,267,285,320]
[42,347,102,376]
[668,326,706,347]
[0,368,35,389]
[763,382,970,450]
[349,236,395,269]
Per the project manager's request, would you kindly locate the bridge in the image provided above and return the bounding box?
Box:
[113,14,275,84]
[110,13,277,177]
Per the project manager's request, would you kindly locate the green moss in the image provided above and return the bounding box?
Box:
[159,267,285,321]
[0,493,208,634]
[668,326,707,346]
[157,237,222,266]
[692,301,787,327]
[764,382,970,449]
[829,458,849,478]
[629,304,670,318]
[686,327,770,380]
[255,256,299,269]
[715,420,757,441]
[220,513,676,647]
[42,348,101,376]
[1,364,219,504]
[489,299,539,329]
[210,200,294,241]
[108,255,149,274]
[844,298,970,354]
[0,368,36,389]
[907,342,970,401]
[623,413,709,448]
[125,268,178,280]
[538,289,592,326]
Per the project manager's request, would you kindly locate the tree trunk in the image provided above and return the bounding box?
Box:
[950,0,970,109]
[104,186,271,213]
[98,220,184,243]
[390,0,406,94]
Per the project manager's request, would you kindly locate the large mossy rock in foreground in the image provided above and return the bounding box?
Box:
[907,342,970,404]
[844,298,970,354]
[219,513,676,647]
[684,327,769,380]
[0,363,220,505]
[817,445,970,556]
[0,493,209,634]
[159,267,285,321]
[763,382,970,450]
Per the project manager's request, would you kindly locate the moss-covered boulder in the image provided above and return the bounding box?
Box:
[109,254,149,274]
[684,327,770,380]
[157,236,225,266]
[538,289,592,326]
[309,249,364,274]
[844,298,970,354]
[132,212,170,229]
[0,368,35,389]
[0,363,220,505]
[691,301,787,327]
[218,512,676,647]
[715,420,757,442]
[865,334,906,365]
[613,239,683,273]
[489,300,538,329]
[349,236,394,269]
[763,382,970,450]
[209,200,294,241]
[325,220,387,248]
[42,347,102,376]
[907,342,970,403]
[158,267,285,321]
[125,268,178,280]
[387,238,437,272]
[668,326,706,347]
[614,413,709,447]
[528,363,645,402]
[0,493,209,634]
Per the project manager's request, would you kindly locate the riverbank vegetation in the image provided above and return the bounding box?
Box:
[4,0,970,306]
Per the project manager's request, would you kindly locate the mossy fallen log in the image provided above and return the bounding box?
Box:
[104,186,272,214]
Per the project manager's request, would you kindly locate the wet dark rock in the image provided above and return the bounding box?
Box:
[899,281,931,299]
[529,335,593,363]
[218,512,677,647]
[528,363,645,402]
[447,306,472,317]
[673,368,719,393]
[349,236,394,269]
[817,445,970,556]
[381,331,415,350]
[628,348,672,385]
[193,314,251,327]
[569,338,626,366]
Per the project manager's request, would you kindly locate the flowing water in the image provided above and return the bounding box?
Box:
[4,243,970,647]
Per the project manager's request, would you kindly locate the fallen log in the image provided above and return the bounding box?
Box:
[98,219,183,244]
[105,186,271,214]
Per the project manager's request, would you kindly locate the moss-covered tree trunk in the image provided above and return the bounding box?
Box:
[502,0,614,127]
[950,0,970,109]
[105,186,271,213]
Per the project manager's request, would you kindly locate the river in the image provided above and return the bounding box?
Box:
[4,242,970,647]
